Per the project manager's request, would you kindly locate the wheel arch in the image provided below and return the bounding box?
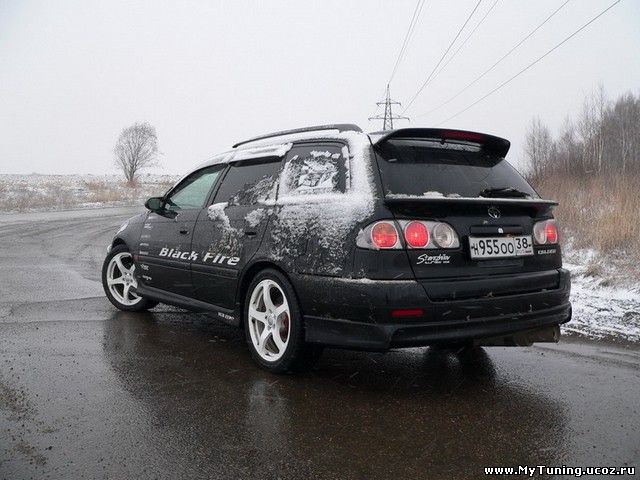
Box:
[111,236,128,249]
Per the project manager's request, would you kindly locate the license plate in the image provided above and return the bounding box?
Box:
[469,235,533,259]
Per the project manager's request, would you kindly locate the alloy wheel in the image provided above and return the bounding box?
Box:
[247,279,291,362]
[106,252,142,306]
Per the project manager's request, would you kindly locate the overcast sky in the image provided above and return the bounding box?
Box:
[1,0,638,175]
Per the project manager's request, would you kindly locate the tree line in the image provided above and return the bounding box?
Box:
[524,86,640,183]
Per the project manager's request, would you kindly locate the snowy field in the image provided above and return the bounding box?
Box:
[563,246,640,343]
[0,173,179,212]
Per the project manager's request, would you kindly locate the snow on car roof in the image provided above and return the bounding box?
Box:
[196,144,292,168]
[232,143,292,161]
[198,128,374,168]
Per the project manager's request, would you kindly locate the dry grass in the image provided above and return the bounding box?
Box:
[0,175,178,212]
[0,182,76,210]
[81,179,175,203]
[583,262,604,278]
[533,173,640,256]
[82,180,122,203]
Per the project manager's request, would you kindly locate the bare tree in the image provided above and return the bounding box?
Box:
[524,117,553,183]
[591,84,608,173]
[114,122,159,183]
[576,85,608,174]
[608,92,640,174]
[555,117,578,175]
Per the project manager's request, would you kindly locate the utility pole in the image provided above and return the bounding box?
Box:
[369,84,410,130]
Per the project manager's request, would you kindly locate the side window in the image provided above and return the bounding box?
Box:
[280,144,347,196]
[213,158,282,205]
[166,166,223,211]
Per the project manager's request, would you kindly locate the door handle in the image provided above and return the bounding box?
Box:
[179,228,190,235]
[244,231,257,237]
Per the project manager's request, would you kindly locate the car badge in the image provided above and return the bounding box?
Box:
[488,206,501,219]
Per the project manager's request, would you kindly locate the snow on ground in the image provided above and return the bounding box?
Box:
[563,245,640,342]
[0,173,179,212]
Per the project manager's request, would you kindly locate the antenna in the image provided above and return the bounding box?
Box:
[369,84,410,130]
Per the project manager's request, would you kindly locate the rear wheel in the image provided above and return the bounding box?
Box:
[102,244,158,312]
[244,269,321,373]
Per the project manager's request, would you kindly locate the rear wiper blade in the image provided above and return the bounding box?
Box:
[479,187,531,198]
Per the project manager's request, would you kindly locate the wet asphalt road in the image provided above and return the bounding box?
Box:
[0,207,639,479]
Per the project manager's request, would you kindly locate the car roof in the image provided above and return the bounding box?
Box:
[232,124,363,148]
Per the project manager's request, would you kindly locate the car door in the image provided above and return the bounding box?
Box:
[137,165,225,297]
[190,157,283,309]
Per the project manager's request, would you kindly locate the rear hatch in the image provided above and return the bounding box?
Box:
[372,128,562,300]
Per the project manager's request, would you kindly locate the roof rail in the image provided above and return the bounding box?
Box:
[233,124,362,148]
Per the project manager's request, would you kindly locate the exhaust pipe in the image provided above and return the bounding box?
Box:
[475,325,560,347]
[525,325,560,343]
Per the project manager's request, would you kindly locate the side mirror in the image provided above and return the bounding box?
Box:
[145,197,164,212]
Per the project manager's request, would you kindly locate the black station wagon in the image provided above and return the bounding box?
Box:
[102,124,571,373]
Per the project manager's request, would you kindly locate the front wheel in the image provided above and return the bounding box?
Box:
[244,269,321,373]
[102,244,158,312]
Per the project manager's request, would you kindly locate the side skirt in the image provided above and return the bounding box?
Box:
[136,284,240,327]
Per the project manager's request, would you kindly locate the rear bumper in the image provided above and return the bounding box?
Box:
[293,269,571,351]
[305,303,571,350]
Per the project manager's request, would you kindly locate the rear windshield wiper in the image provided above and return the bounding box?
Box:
[479,187,531,198]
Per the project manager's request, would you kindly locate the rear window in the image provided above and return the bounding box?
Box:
[375,139,537,198]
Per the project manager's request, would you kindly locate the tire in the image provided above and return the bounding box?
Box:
[102,244,158,312]
[243,269,322,373]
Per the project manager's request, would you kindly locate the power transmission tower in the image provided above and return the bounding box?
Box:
[369,84,410,130]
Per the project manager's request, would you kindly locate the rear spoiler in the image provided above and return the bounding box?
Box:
[384,195,558,207]
[371,128,511,158]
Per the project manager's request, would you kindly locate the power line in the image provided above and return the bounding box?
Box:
[433,0,499,79]
[402,0,484,114]
[436,0,622,126]
[388,0,427,85]
[371,1,424,127]
[416,0,571,119]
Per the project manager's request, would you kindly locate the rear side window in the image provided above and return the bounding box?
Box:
[280,144,348,196]
[375,138,537,198]
[213,158,282,205]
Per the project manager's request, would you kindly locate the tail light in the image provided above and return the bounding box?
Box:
[401,220,460,249]
[545,221,558,244]
[404,221,429,248]
[370,221,400,249]
[432,223,457,248]
[357,220,459,250]
[533,219,559,245]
